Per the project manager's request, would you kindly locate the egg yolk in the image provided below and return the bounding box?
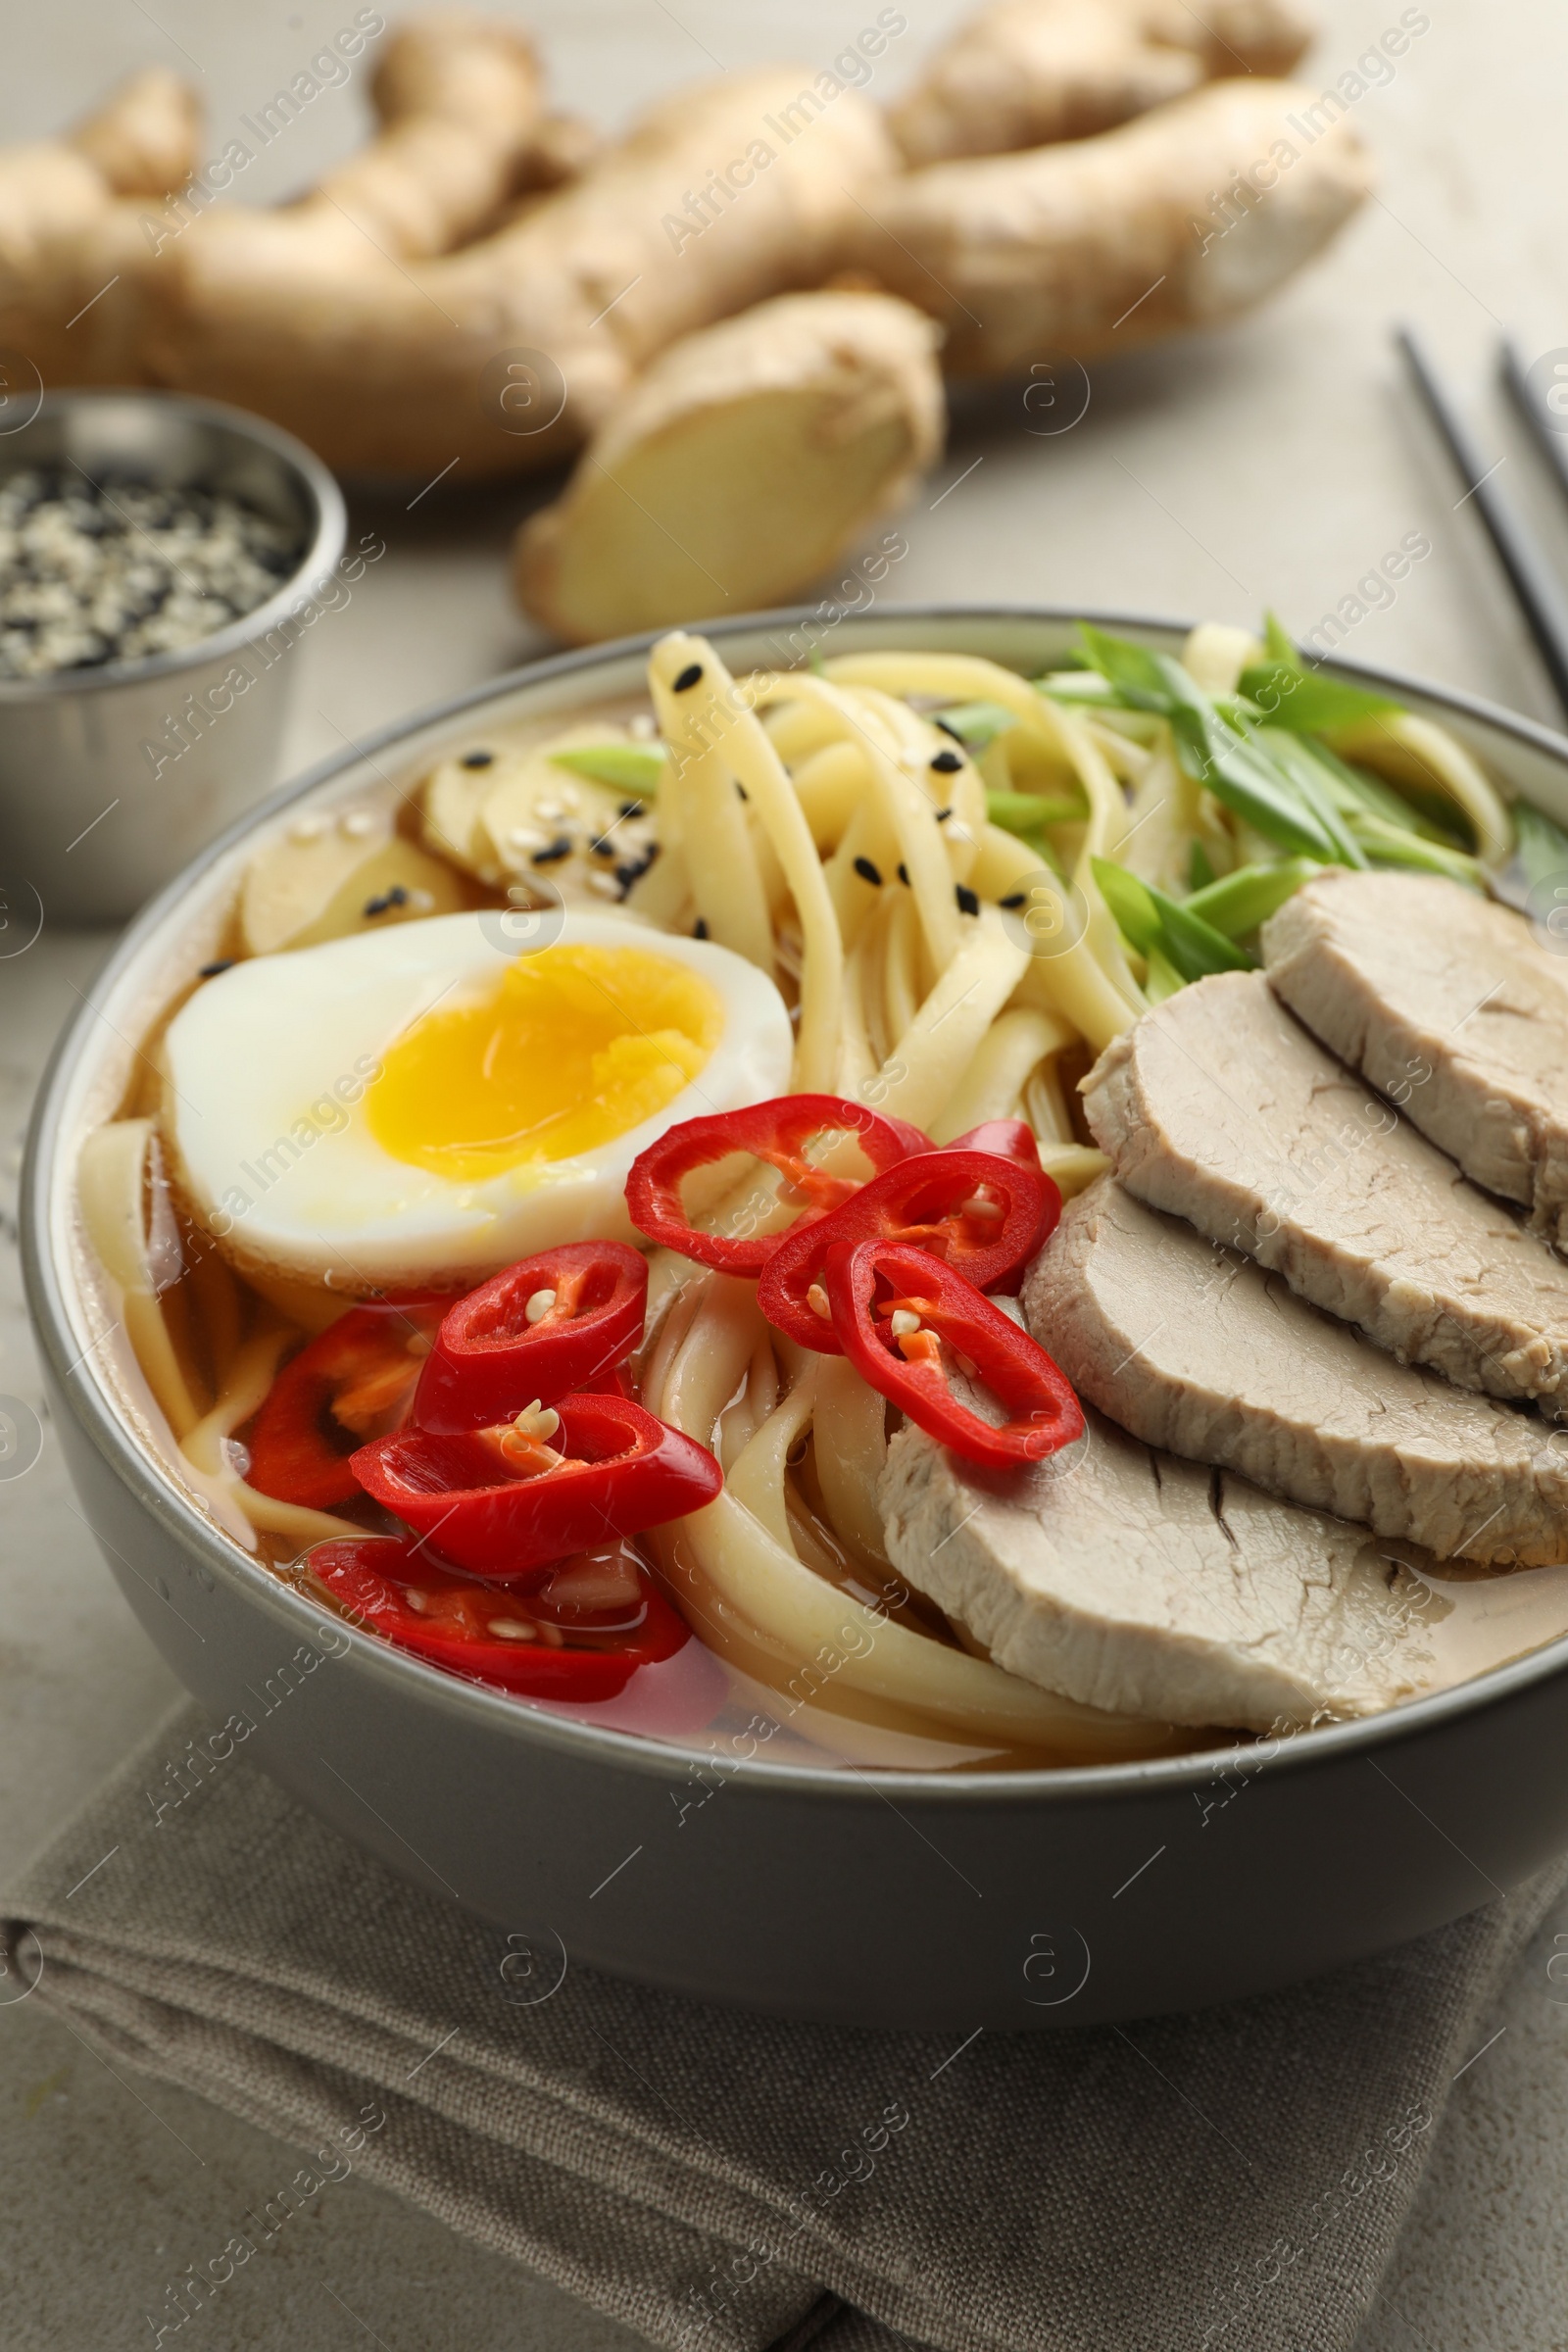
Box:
[367,944,723,1181]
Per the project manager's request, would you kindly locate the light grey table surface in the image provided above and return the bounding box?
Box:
[5,2,1568,2345]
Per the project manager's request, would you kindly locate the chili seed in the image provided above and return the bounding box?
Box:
[930,749,963,773]
[672,662,704,692]
[808,1282,832,1321]
[488,1618,538,1642]
[854,856,883,887]
[524,1288,558,1324]
[512,1399,562,1442]
[956,884,980,916]
[889,1308,921,1337]
[461,750,495,769]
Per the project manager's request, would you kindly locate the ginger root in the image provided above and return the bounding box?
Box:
[514,290,943,645]
[0,5,1375,639]
[888,0,1313,164]
[0,30,899,478]
[847,78,1372,377]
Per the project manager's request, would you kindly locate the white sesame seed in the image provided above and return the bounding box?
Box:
[588,870,620,897]
[288,813,326,843]
[341,810,376,839]
[534,797,566,822]
[629,713,657,739]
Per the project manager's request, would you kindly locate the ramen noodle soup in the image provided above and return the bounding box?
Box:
[74,620,1568,1771]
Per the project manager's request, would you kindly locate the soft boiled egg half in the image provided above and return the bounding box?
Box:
[160,910,794,1288]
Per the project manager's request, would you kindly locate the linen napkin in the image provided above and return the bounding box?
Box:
[5,1701,1561,2352]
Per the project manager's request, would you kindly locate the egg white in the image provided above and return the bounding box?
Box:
[161,911,795,1288]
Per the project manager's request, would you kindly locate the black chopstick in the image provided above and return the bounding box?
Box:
[1396,324,1568,720]
[1500,336,1568,504]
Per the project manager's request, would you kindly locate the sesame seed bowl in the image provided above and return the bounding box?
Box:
[0,390,345,924]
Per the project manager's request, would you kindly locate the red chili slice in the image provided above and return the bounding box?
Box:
[757,1148,1059,1353]
[247,1298,449,1510]
[947,1119,1041,1167]
[307,1535,690,1699]
[350,1391,722,1579]
[822,1239,1084,1467]
[414,1243,647,1433]
[625,1094,930,1275]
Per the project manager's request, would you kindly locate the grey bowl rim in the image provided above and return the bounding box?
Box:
[0,386,349,702]
[24,596,1568,1812]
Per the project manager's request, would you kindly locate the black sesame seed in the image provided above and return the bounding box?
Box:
[930,749,963,774]
[897,862,909,885]
[936,717,965,744]
[198,958,233,978]
[531,834,573,865]
[999,891,1027,909]
[362,884,411,917]
[956,884,980,917]
[619,799,646,818]
[672,662,704,693]
[461,750,494,769]
[854,856,883,887]
[736,782,749,802]
[589,833,618,858]
[935,807,954,824]
[694,917,709,939]
[615,843,661,897]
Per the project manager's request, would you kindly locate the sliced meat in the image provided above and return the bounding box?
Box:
[1025,1174,1568,1565]
[1263,869,1568,1243]
[877,1402,1446,1730]
[1082,971,1568,1419]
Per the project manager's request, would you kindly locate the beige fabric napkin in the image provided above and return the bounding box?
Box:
[5,1700,1562,2352]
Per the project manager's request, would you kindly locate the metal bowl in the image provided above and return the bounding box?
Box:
[23,606,1568,2030]
[0,390,346,925]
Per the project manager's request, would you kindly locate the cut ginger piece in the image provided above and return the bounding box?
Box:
[514,290,944,646]
[239,815,466,955]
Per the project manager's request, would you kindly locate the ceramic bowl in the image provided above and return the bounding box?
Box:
[24,606,1568,2028]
